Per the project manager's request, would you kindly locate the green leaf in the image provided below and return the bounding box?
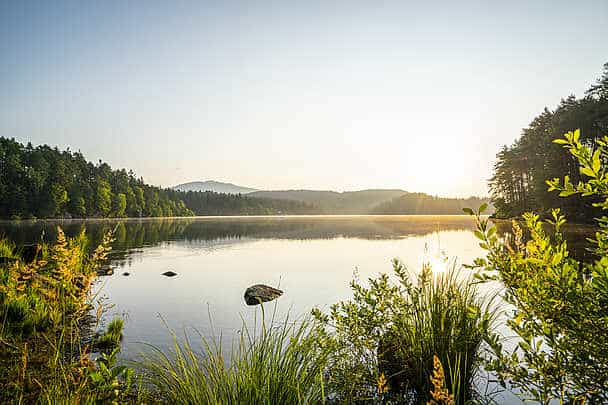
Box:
[462,207,474,215]
[581,167,596,178]
[593,149,601,173]
[479,203,488,214]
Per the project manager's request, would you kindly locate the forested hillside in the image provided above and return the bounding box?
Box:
[0,138,193,219]
[0,138,314,219]
[249,189,407,213]
[179,191,315,215]
[371,193,492,215]
[490,62,608,221]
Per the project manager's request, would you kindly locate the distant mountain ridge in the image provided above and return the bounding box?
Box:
[173,180,258,194]
[173,180,491,215]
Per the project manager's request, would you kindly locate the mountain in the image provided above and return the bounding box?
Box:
[248,189,408,214]
[173,180,258,194]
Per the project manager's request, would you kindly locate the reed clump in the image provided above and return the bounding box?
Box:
[140,311,331,404]
[312,259,499,404]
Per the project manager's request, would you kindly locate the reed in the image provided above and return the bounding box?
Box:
[314,259,500,404]
[140,309,330,404]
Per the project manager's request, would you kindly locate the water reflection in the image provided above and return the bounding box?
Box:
[0,216,595,364]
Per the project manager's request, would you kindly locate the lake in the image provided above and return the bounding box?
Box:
[0,215,594,402]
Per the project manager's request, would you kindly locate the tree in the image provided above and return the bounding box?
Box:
[490,62,608,221]
[112,193,127,217]
[48,183,69,217]
[95,179,113,217]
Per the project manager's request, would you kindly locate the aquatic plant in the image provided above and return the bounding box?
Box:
[312,260,499,404]
[140,311,330,404]
[95,317,125,352]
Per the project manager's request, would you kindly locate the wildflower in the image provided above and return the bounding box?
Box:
[427,355,454,405]
[377,372,389,394]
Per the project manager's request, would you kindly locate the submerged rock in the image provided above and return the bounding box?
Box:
[244,284,284,306]
[162,271,177,277]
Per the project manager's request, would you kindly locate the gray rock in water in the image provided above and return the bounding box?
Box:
[162,271,177,277]
[244,284,284,306]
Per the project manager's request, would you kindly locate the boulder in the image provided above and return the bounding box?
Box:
[244,284,283,306]
[162,271,177,277]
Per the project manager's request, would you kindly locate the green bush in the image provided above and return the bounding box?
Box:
[312,260,499,403]
[467,129,608,403]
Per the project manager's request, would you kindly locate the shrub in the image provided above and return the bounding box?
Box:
[466,129,608,403]
[312,260,499,403]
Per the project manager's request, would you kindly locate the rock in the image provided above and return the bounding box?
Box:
[162,271,177,277]
[122,272,130,276]
[244,284,284,306]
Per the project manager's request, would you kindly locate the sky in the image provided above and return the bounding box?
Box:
[1,1,607,197]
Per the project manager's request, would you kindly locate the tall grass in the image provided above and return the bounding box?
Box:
[0,238,16,259]
[314,259,500,404]
[140,309,330,404]
[388,263,499,403]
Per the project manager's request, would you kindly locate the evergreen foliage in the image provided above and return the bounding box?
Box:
[372,193,492,215]
[490,62,608,221]
[0,137,317,219]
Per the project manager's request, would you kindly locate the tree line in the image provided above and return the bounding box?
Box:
[371,193,491,215]
[490,62,608,221]
[0,138,314,219]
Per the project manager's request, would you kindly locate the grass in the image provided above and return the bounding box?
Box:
[139,308,331,404]
[388,263,500,403]
[0,238,17,259]
[0,227,135,404]
[95,317,124,352]
[313,259,500,404]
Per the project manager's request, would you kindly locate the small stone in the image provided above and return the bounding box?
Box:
[162,271,177,277]
[122,272,130,276]
[244,284,284,306]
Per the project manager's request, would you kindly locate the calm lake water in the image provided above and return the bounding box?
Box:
[0,215,594,402]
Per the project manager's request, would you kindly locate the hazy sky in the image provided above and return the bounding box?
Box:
[1,1,607,197]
